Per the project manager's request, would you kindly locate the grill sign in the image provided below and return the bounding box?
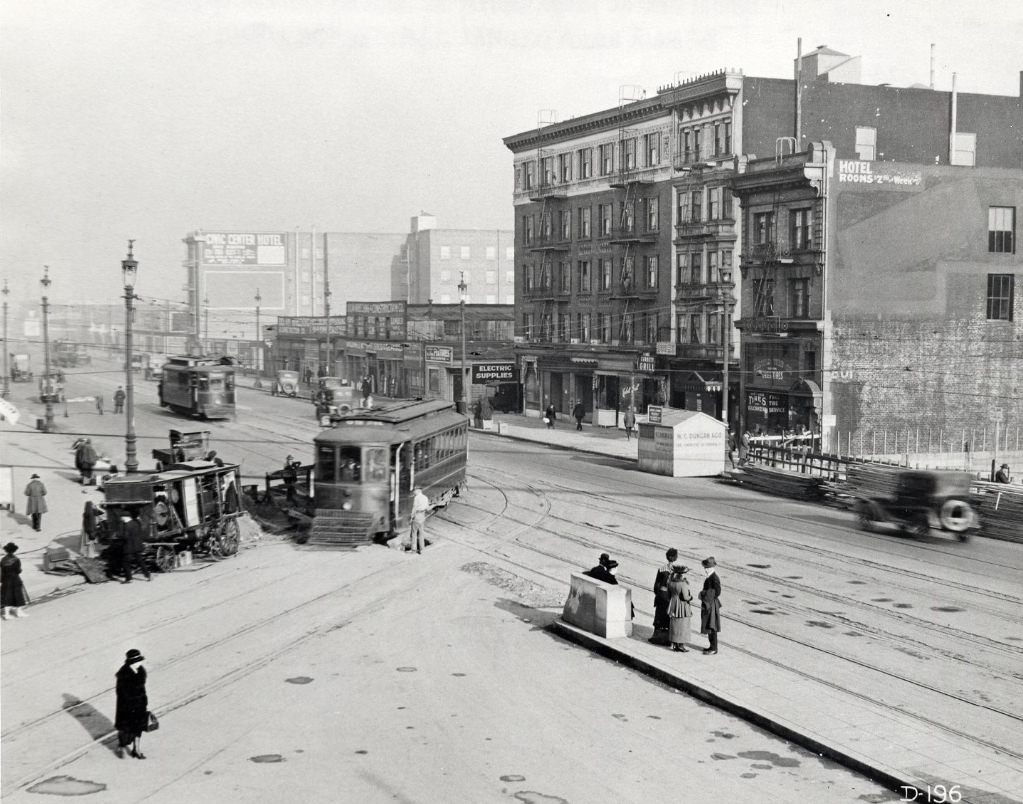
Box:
[471,362,517,383]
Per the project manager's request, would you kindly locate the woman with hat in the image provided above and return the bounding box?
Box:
[23,474,47,532]
[699,557,722,655]
[115,649,150,759]
[1,542,30,619]
[666,564,693,652]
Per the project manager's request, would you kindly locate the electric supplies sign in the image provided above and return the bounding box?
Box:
[837,160,923,190]
[472,362,518,383]
[202,233,287,265]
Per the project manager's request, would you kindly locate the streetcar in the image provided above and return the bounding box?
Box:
[157,355,236,419]
[83,459,243,571]
[310,399,467,544]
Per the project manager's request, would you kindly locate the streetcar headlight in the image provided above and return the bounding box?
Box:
[341,501,352,511]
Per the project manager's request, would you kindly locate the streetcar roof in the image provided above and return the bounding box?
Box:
[314,399,463,445]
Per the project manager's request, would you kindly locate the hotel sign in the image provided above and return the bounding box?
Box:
[202,232,286,265]
[837,160,923,189]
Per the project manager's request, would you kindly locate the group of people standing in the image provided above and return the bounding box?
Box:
[651,549,721,654]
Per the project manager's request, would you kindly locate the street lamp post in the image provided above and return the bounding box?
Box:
[203,294,210,353]
[2,279,9,398]
[720,265,735,432]
[458,272,468,414]
[40,267,55,432]
[253,288,263,389]
[122,241,139,474]
[323,275,332,377]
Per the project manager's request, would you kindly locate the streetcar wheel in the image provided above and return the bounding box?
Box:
[154,546,176,573]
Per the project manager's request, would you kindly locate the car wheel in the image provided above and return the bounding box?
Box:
[939,498,974,533]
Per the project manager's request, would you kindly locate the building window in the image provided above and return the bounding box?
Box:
[682,129,692,163]
[560,209,571,240]
[790,208,812,250]
[486,246,496,260]
[753,211,775,245]
[708,188,720,221]
[691,252,703,284]
[689,313,702,344]
[578,147,593,179]
[987,274,1015,320]
[524,161,535,189]
[559,261,571,293]
[622,137,637,170]
[646,197,659,231]
[951,132,976,167]
[486,270,497,284]
[599,258,612,291]
[505,270,514,284]
[578,260,591,292]
[579,206,592,238]
[579,313,591,342]
[722,249,733,274]
[691,190,702,222]
[989,207,1016,253]
[599,204,612,236]
[646,255,658,288]
[722,186,733,219]
[645,312,658,344]
[524,313,534,340]
[756,278,776,316]
[440,245,451,259]
[620,256,634,290]
[621,312,634,343]
[791,278,811,318]
[597,312,610,343]
[645,132,659,166]
[505,246,514,260]
[460,246,470,259]
[440,269,451,282]
[599,144,613,175]
[692,127,702,161]
[558,312,570,342]
[559,153,573,182]
[708,311,720,344]
[620,201,634,234]
[855,127,876,161]
[676,253,688,285]
[541,156,556,186]
[708,250,718,283]
[541,212,552,240]
[719,120,732,155]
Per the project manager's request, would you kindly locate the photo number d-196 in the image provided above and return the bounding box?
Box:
[900,784,961,803]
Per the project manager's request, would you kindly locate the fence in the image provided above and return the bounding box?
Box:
[832,426,1022,458]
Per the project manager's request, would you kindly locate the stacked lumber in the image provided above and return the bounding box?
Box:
[971,481,1023,543]
[844,463,903,500]
[736,465,823,501]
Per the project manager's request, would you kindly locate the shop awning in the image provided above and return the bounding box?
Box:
[680,371,723,393]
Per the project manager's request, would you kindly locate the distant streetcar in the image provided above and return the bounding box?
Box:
[311,399,467,544]
[157,355,236,419]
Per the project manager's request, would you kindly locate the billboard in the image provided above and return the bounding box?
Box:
[201,233,287,265]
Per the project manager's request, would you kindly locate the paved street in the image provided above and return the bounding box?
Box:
[1,355,1021,802]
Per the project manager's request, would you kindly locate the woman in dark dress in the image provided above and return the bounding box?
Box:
[699,556,722,655]
[1,542,30,619]
[649,548,677,645]
[115,649,149,759]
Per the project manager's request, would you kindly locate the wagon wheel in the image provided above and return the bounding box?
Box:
[211,518,241,558]
[154,545,176,573]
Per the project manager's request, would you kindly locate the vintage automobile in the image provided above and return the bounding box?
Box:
[84,459,243,572]
[152,429,214,471]
[38,374,65,403]
[11,354,32,382]
[272,370,300,397]
[314,376,356,423]
[853,469,979,540]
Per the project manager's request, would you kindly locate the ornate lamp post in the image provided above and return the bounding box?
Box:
[458,272,468,414]
[40,267,55,432]
[2,279,9,398]
[253,288,263,389]
[122,241,139,474]
[720,265,735,431]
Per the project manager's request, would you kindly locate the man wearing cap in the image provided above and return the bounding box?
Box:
[995,463,1012,484]
[408,487,433,554]
[75,438,98,485]
[699,556,722,655]
[114,386,126,414]
[24,474,47,532]
[115,649,149,759]
[584,553,619,585]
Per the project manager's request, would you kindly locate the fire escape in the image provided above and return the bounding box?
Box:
[608,87,656,345]
[528,110,568,343]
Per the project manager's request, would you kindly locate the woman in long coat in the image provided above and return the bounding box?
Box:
[649,548,677,645]
[1,542,30,618]
[24,474,48,532]
[115,649,149,759]
[699,556,722,655]
[666,564,693,652]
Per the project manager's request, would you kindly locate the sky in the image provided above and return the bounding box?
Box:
[2,0,1021,313]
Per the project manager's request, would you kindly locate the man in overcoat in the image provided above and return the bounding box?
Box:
[699,556,722,654]
[121,510,151,583]
[24,474,47,532]
[75,438,98,484]
[113,386,126,414]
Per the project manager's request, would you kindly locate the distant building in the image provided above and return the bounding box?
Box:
[394,213,514,305]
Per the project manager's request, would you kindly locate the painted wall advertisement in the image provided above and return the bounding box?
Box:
[201,233,287,265]
[836,160,923,190]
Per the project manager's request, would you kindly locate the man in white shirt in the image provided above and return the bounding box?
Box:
[409,487,432,554]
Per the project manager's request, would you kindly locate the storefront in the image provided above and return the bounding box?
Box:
[741,336,822,435]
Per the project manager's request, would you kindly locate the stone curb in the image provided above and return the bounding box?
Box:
[547,619,913,799]
[471,424,640,463]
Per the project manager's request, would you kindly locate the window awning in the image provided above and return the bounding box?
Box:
[680,370,723,392]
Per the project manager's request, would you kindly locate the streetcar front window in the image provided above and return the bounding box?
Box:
[207,375,224,390]
[315,445,337,482]
[365,447,387,482]
[339,447,361,482]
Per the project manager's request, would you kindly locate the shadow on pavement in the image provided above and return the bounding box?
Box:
[61,693,117,754]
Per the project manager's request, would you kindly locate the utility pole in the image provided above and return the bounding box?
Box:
[324,273,332,377]
[2,279,9,398]
[458,272,468,414]
[203,294,209,353]
[40,267,55,432]
[253,288,263,389]
[122,241,139,474]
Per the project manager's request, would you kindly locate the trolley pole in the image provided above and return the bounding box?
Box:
[122,241,139,474]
